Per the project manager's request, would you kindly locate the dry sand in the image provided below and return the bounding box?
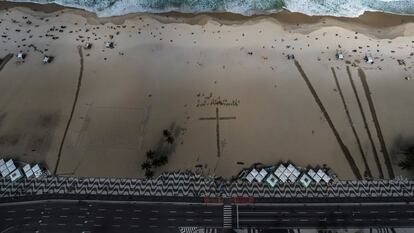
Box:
[0,4,413,179]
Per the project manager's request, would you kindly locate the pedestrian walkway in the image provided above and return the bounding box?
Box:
[223,205,232,228]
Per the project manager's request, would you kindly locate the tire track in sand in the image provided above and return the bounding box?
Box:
[358,68,394,179]
[54,46,84,174]
[0,54,13,72]
[331,67,372,178]
[346,66,384,179]
[294,61,362,179]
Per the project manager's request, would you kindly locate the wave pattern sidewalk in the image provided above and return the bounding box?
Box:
[1,172,413,202]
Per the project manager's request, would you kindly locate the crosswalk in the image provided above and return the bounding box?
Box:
[223,205,233,228]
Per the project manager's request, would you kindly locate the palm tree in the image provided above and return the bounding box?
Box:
[399,146,414,170]
[141,160,152,170]
[146,150,155,160]
[145,169,154,179]
[158,155,168,166]
[163,129,171,137]
[166,136,174,144]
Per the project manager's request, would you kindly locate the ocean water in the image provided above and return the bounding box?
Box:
[7,0,414,17]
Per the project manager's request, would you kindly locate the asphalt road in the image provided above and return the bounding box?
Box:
[235,202,414,229]
[0,200,223,233]
[1,200,414,232]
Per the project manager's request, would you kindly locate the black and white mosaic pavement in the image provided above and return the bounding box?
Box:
[1,172,413,202]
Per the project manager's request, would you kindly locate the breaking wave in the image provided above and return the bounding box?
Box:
[6,0,414,17]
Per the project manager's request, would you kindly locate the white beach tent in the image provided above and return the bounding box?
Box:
[105,42,114,49]
[364,54,374,64]
[16,52,25,60]
[336,50,344,60]
[43,56,51,64]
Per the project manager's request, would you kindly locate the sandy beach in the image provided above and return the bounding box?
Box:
[0,2,413,179]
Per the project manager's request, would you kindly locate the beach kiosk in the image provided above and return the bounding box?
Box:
[364,54,374,64]
[299,174,312,188]
[9,169,23,182]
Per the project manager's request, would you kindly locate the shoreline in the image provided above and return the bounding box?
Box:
[1,1,414,25]
[0,2,413,40]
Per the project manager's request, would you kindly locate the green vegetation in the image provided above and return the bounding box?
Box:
[141,129,176,179]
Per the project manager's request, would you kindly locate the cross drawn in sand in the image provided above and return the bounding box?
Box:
[199,107,236,158]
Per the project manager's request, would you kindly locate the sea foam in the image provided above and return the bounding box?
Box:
[7,0,414,17]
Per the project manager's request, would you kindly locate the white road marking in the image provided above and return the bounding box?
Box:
[115,209,123,212]
[300,219,309,222]
[132,217,140,220]
[186,219,194,221]
[168,218,176,221]
[388,211,397,213]
[204,211,213,214]
[150,225,159,228]
[40,223,48,226]
[282,219,290,222]
[186,211,194,214]
[25,209,34,212]
[96,216,104,219]
[75,224,83,226]
[5,218,13,221]
[44,208,52,210]
[7,210,16,213]
[42,215,50,218]
[204,219,213,221]
[408,218,414,221]
[78,216,85,218]
[406,210,414,213]
[390,218,399,221]
[23,216,32,219]
[333,211,343,214]
[316,211,325,214]
[93,224,102,227]
[57,223,66,226]
[133,209,141,212]
[149,218,158,221]
[97,209,106,211]
[60,215,68,218]
[336,219,344,221]
[80,208,88,211]
[168,210,177,213]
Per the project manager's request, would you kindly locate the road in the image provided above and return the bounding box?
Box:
[1,200,414,232]
[235,202,414,229]
[0,200,223,233]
